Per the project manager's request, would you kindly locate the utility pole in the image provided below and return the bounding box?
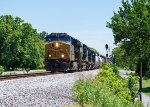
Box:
[139,61,142,102]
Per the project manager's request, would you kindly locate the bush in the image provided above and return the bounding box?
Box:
[112,64,119,76]
[73,79,124,107]
[100,62,110,70]
[73,79,141,107]
[96,68,132,105]
[0,65,4,75]
[127,75,139,101]
[72,63,142,107]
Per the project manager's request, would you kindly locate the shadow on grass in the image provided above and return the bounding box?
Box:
[142,87,150,94]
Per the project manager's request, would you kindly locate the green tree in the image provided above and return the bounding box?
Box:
[39,31,47,40]
[20,23,44,69]
[0,15,44,70]
[112,44,127,68]
[112,44,137,70]
[107,0,150,75]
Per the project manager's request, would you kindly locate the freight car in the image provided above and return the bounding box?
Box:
[44,33,100,72]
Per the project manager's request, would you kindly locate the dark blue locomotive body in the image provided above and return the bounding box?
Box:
[44,33,100,72]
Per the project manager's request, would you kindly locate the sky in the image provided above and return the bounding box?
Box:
[0,0,122,55]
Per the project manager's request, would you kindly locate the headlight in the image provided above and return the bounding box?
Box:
[49,54,51,57]
[61,54,64,58]
[56,42,59,47]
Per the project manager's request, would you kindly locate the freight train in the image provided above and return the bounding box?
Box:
[44,33,100,72]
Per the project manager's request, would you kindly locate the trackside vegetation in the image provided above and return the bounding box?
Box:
[72,63,142,107]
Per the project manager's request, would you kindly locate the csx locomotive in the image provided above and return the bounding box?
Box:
[44,33,100,72]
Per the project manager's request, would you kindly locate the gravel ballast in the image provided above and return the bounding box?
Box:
[0,69,99,107]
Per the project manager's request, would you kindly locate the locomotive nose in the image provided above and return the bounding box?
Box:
[45,41,70,72]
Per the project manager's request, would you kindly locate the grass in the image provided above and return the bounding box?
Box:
[142,79,150,96]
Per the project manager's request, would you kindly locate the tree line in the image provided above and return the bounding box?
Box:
[107,0,150,76]
[0,15,46,71]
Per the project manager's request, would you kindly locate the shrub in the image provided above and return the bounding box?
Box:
[112,64,119,76]
[96,68,132,105]
[100,62,110,70]
[73,79,141,107]
[73,79,124,107]
[127,75,139,101]
[72,63,142,107]
[0,65,4,75]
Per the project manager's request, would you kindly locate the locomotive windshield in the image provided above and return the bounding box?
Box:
[45,33,71,43]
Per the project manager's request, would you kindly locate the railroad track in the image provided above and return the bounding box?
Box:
[0,72,62,81]
[0,69,95,81]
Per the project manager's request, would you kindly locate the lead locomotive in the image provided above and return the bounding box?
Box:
[44,33,100,72]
